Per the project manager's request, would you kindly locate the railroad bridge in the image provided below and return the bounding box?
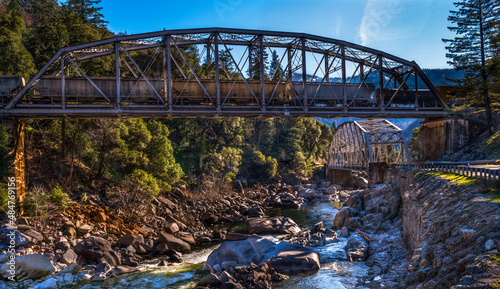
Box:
[1,28,465,200]
[0,28,449,119]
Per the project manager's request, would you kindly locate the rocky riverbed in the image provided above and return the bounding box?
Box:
[1,171,498,288]
[0,172,369,289]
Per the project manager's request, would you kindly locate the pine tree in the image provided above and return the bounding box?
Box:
[249,47,269,81]
[443,0,499,133]
[269,50,283,82]
[25,0,69,70]
[0,0,35,79]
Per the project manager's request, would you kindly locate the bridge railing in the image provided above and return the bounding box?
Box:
[395,164,500,184]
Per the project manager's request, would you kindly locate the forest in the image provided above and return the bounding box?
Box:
[0,0,333,214]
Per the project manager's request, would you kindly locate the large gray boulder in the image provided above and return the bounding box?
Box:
[344,234,369,261]
[73,236,121,266]
[245,217,301,235]
[0,254,56,282]
[158,232,191,252]
[333,207,359,230]
[205,236,320,273]
[363,184,401,219]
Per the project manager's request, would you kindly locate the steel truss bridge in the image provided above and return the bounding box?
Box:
[0,28,450,119]
[328,119,410,170]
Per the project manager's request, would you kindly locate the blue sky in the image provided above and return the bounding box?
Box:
[100,0,456,69]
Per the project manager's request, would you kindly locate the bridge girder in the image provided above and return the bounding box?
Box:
[0,28,450,119]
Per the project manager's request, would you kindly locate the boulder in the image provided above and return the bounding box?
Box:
[111,265,139,276]
[38,277,57,289]
[325,186,337,195]
[344,234,369,261]
[282,173,301,186]
[363,184,401,219]
[92,212,107,223]
[0,228,32,247]
[118,234,136,247]
[0,254,56,282]
[333,207,359,230]
[245,217,301,235]
[59,249,78,265]
[204,236,320,274]
[199,273,221,286]
[76,224,93,234]
[346,194,364,212]
[158,232,191,252]
[166,223,179,234]
[73,236,120,266]
[23,230,43,244]
[177,232,196,244]
[266,247,321,273]
[362,213,384,233]
[354,177,368,189]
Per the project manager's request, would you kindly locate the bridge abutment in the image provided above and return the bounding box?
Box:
[326,168,354,187]
[419,117,488,161]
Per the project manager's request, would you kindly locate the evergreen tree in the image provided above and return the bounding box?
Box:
[25,0,69,70]
[0,0,35,78]
[269,50,283,81]
[443,0,499,133]
[249,47,269,81]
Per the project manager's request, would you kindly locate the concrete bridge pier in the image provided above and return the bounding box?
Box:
[326,168,354,187]
[419,117,488,161]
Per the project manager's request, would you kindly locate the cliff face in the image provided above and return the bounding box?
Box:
[402,173,500,288]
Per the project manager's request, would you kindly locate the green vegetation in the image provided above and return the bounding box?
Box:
[49,184,71,209]
[164,263,204,277]
[486,131,500,158]
[427,171,500,203]
[428,171,478,186]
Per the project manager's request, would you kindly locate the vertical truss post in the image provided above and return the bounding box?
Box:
[324,53,329,83]
[378,55,384,108]
[166,35,172,111]
[61,55,66,109]
[248,45,253,79]
[115,42,121,106]
[360,63,364,83]
[301,38,307,107]
[414,69,418,108]
[259,35,265,110]
[162,39,168,107]
[207,42,211,79]
[341,45,346,107]
[214,33,220,110]
[287,47,292,82]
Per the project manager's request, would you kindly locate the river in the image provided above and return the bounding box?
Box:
[79,202,370,289]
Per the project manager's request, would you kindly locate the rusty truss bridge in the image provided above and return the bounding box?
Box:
[0,28,450,119]
[328,119,409,170]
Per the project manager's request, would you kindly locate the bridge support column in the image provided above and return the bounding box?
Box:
[13,119,27,215]
[368,162,388,187]
[419,117,488,161]
[326,169,353,187]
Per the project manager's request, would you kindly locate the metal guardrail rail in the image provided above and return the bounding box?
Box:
[395,164,500,184]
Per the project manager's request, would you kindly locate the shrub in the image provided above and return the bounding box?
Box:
[25,186,49,216]
[242,150,278,182]
[0,183,8,211]
[129,169,160,197]
[49,184,71,209]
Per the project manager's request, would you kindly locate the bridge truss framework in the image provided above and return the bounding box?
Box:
[328,119,410,170]
[0,28,450,119]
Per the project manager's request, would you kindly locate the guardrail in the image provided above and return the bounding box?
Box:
[395,164,500,184]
